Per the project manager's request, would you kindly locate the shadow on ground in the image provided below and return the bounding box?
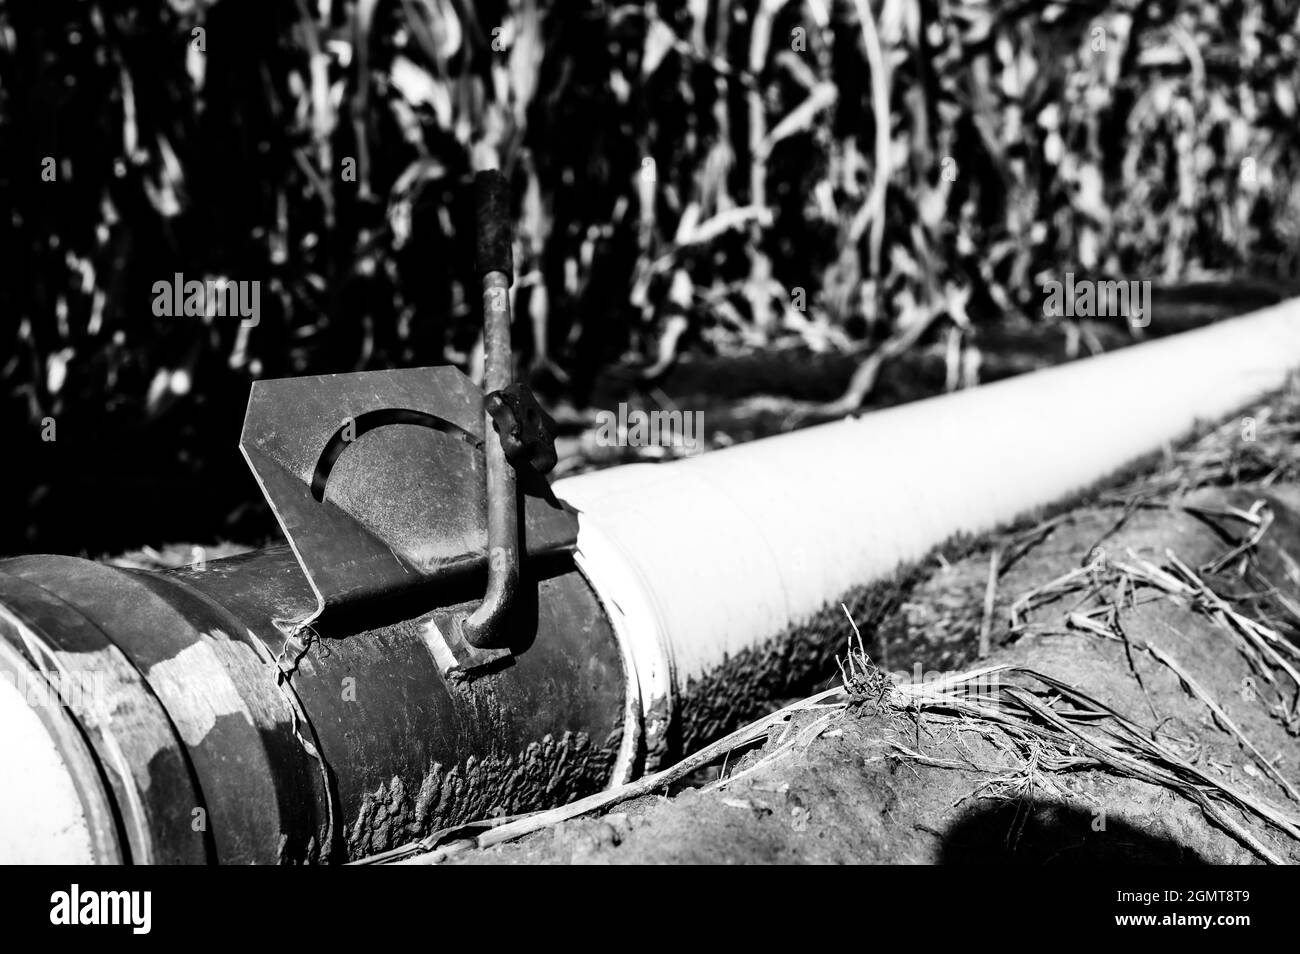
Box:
[937,799,1207,864]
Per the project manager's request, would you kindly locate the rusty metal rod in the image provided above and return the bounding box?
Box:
[463,170,519,649]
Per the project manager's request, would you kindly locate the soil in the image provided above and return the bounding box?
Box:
[445,396,1300,865]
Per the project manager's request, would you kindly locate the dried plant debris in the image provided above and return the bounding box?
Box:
[388,634,1300,864]
[1008,528,1300,735]
[877,663,1300,865]
[1111,380,1300,502]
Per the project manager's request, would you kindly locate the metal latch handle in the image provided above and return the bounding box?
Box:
[460,169,520,650]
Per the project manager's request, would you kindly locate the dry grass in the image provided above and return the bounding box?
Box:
[883,663,1300,864]
[1106,380,1300,504]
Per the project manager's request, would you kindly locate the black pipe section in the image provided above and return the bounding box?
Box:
[0,547,624,863]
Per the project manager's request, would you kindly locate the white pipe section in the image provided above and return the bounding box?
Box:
[0,657,99,864]
[557,301,1300,762]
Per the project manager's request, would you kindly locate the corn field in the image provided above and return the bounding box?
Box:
[3,0,1300,549]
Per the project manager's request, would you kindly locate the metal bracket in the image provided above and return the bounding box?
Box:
[240,172,559,679]
[239,367,577,643]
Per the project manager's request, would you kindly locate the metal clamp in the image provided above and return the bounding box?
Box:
[239,170,571,681]
[485,383,559,476]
